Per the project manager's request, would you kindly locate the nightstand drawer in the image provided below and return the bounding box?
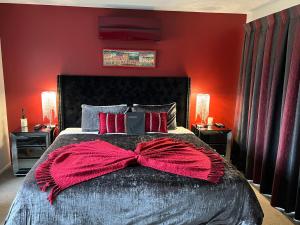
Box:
[209,144,226,156]
[17,146,47,159]
[16,136,46,147]
[199,131,227,144]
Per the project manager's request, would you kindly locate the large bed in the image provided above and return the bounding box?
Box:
[5,75,263,225]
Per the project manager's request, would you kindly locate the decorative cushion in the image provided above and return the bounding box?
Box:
[81,104,128,132]
[132,102,177,130]
[145,112,168,133]
[126,112,145,135]
[99,113,126,134]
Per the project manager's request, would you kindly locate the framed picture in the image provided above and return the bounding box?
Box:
[102,49,156,68]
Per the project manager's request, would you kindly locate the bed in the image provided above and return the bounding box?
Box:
[5,75,263,225]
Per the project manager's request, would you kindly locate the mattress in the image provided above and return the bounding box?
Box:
[5,132,263,225]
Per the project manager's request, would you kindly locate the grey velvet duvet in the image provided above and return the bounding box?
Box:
[5,133,263,225]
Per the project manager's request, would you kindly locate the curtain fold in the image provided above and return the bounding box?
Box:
[260,11,289,195]
[252,16,274,183]
[234,23,255,171]
[245,19,266,179]
[234,5,300,219]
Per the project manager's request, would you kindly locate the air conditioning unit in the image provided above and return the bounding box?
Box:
[99,17,161,41]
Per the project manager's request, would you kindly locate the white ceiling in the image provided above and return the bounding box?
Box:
[0,0,273,13]
[1,0,300,22]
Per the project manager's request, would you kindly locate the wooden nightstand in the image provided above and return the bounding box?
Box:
[10,126,55,176]
[191,124,232,160]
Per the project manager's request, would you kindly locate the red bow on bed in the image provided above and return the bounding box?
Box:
[35,138,224,204]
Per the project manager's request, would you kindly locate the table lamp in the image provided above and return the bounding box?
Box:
[41,91,56,127]
[195,93,210,127]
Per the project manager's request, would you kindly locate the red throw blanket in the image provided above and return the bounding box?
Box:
[35,138,224,204]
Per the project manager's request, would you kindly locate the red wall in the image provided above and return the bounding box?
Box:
[0,4,246,131]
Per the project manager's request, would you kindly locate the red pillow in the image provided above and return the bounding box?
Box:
[99,113,125,134]
[145,112,168,133]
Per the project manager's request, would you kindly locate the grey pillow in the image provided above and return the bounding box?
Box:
[126,112,145,135]
[81,104,129,131]
[131,102,177,130]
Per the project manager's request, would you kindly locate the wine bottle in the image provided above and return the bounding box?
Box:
[20,108,28,128]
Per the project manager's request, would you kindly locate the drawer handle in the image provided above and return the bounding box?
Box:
[17,136,31,140]
[18,136,44,139]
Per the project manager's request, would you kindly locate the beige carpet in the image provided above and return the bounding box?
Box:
[251,185,298,225]
[0,167,24,225]
[0,167,299,225]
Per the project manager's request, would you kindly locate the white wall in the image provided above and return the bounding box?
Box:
[247,0,300,22]
[0,39,11,174]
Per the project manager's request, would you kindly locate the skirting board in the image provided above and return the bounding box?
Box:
[0,163,11,175]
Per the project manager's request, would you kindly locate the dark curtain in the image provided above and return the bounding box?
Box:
[234,5,300,219]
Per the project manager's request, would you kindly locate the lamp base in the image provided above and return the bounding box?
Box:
[196,124,208,129]
[46,124,56,129]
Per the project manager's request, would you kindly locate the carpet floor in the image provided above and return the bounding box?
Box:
[0,167,24,225]
[0,166,299,225]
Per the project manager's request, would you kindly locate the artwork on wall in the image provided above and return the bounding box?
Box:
[102,49,156,68]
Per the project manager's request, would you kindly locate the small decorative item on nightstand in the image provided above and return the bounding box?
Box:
[20,108,28,131]
[10,125,56,176]
[191,124,232,160]
[207,117,214,126]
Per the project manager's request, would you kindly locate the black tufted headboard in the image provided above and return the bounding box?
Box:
[57,75,190,130]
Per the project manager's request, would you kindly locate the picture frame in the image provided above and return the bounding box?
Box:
[102,49,156,68]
